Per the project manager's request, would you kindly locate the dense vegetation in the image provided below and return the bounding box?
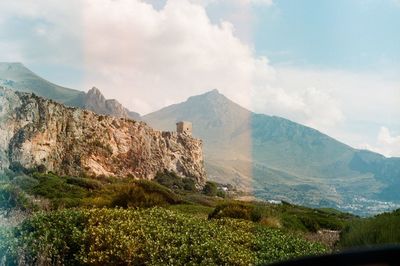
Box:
[0,208,327,265]
[0,171,184,210]
[208,200,354,233]
[0,171,355,232]
[154,171,196,192]
[0,170,366,265]
[339,209,400,248]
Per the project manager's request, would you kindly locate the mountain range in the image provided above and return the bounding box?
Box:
[143,90,400,215]
[1,62,399,215]
[0,63,140,119]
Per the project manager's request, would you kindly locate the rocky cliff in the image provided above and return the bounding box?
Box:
[84,87,141,120]
[0,87,205,184]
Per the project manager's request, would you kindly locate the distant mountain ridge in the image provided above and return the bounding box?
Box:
[0,62,140,120]
[144,89,400,215]
[2,62,399,215]
[0,62,85,107]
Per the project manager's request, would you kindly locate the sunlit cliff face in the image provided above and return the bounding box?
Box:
[0,87,206,184]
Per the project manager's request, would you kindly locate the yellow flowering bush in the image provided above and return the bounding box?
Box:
[0,208,327,265]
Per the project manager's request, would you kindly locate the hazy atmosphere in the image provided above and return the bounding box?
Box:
[2,1,400,264]
[1,0,399,156]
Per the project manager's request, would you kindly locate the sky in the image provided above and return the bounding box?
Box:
[0,0,399,156]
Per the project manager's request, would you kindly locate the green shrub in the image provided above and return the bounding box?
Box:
[0,208,327,265]
[110,180,181,208]
[183,193,219,207]
[280,213,308,232]
[277,204,351,232]
[339,209,400,248]
[154,171,197,192]
[209,202,262,222]
[30,173,88,208]
[111,185,166,208]
[0,173,10,182]
[0,184,33,213]
[168,204,214,218]
[254,226,327,265]
[203,181,218,196]
[66,176,103,190]
[0,227,15,263]
[7,209,87,264]
[251,207,263,223]
[8,162,46,175]
[8,162,25,174]
[181,177,196,191]
[216,190,226,198]
[11,175,39,191]
[135,180,182,204]
[31,173,86,198]
[299,216,320,232]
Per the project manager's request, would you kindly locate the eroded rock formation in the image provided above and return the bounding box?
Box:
[0,87,205,184]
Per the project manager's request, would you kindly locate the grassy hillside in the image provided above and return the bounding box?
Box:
[0,170,362,264]
[0,171,355,232]
[10,170,400,265]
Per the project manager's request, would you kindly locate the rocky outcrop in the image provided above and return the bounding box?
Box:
[0,63,141,120]
[84,87,141,120]
[0,87,206,184]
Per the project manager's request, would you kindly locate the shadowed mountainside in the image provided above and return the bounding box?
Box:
[144,90,400,214]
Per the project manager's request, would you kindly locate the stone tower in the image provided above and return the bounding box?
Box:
[176,121,192,136]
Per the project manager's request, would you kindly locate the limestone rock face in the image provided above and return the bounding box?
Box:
[84,87,141,120]
[0,87,206,184]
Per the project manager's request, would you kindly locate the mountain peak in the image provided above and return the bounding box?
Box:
[207,88,220,95]
[86,87,106,104]
[88,86,101,93]
[87,87,105,99]
[186,89,249,116]
[84,87,140,120]
[203,89,222,98]
[0,62,30,73]
[188,89,230,104]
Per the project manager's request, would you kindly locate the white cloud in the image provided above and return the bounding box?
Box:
[82,0,340,132]
[2,0,400,157]
[272,67,400,144]
[378,127,400,147]
[0,0,82,65]
[359,127,400,157]
[3,0,333,130]
[83,0,264,111]
[189,0,273,6]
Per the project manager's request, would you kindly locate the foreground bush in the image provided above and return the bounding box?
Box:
[110,180,181,208]
[0,183,35,214]
[202,181,218,196]
[209,202,262,222]
[339,209,400,248]
[0,208,327,265]
[154,171,196,192]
